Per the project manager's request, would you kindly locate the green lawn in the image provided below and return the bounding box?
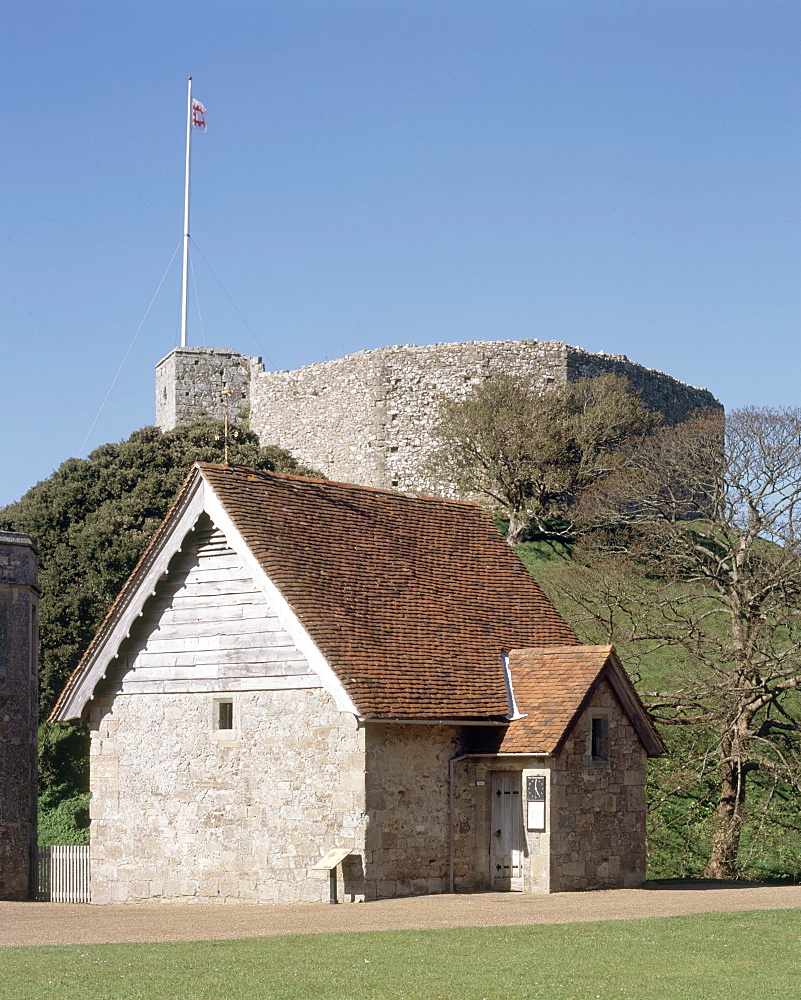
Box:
[3,910,800,1000]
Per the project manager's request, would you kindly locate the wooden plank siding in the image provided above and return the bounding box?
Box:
[103,518,320,696]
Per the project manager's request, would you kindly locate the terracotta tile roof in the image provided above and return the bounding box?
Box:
[467,645,666,756]
[198,464,579,719]
[504,645,614,752]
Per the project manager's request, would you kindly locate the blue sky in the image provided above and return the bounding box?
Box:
[2,0,799,508]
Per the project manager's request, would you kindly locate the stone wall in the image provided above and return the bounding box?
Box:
[364,723,464,898]
[155,347,256,431]
[89,696,473,904]
[156,340,721,493]
[248,341,575,490]
[549,680,648,892]
[563,345,717,426]
[86,680,648,902]
[88,687,367,904]
[0,532,39,901]
[250,353,390,489]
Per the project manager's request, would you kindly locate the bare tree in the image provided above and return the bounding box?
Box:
[543,408,801,878]
[428,373,658,544]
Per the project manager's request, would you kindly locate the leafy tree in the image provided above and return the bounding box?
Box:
[543,407,801,879]
[428,373,658,543]
[0,419,317,720]
[37,722,91,846]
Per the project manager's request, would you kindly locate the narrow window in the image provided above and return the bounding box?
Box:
[217,700,234,730]
[591,717,608,760]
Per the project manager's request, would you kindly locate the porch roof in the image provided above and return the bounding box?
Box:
[467,645,666,757]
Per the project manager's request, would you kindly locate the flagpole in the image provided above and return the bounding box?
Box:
[180,76,192,348]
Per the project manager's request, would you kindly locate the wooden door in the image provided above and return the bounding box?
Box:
[490,771,524,891]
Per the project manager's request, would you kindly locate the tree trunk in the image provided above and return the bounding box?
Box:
[506,510,528,546]
[703,762,745,879]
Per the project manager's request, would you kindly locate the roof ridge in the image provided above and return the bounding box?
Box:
[194,462,488,511]
[508,643,614,655]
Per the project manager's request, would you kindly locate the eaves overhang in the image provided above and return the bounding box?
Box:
[49,472,207,721]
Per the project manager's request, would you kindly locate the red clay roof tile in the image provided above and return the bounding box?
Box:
[198,464,578,719]
[55,464,663,749]
[468,645,665,755]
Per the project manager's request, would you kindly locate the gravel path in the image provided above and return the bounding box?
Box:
[2,882,800,947]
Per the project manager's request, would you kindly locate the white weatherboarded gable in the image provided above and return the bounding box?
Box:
[53,471,358,720]
[107,516,319,696]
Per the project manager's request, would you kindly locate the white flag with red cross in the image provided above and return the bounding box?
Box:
[192,98,207,131]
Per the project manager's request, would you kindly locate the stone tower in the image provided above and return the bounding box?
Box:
[155,347,258,431]
[0,532,39,900]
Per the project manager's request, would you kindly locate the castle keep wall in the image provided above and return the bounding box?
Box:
[564,346,715,426]
[249,341,571,490]
[249,353,389,489]
[157,340,720,493]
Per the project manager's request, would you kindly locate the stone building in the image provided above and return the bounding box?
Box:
[155,340,721,492]
[0,532,39,901]
[51,463,664,904]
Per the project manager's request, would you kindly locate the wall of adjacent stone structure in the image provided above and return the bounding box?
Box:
[0,532,39,901]
[549,680,648,892]
[363,723,465,898]
[88,687,367,904]
[250,353,390,488]
[156,340,721,494]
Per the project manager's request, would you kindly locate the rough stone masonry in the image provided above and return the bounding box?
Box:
[156,340,721,493]
[0,532,39,901]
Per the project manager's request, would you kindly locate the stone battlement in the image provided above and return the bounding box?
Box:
[156,340,721,493]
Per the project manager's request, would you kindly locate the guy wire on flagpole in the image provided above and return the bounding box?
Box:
[180,76,193,347]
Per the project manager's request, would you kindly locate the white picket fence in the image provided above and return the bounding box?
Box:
[36,846,90,902]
